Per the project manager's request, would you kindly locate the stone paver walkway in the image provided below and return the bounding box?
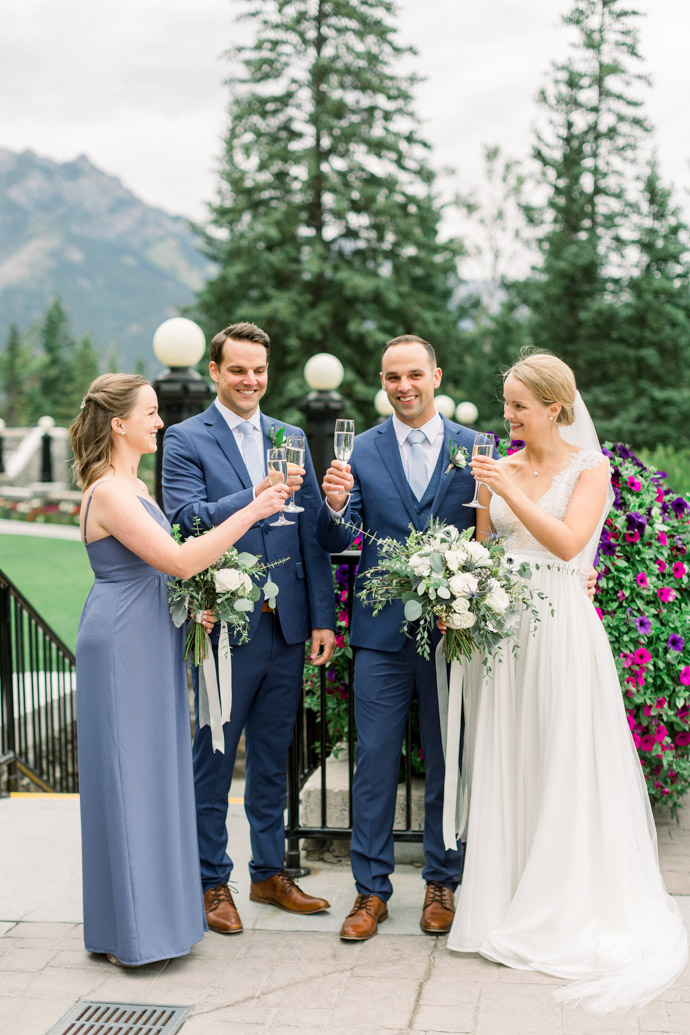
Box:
[1,794,690,1035]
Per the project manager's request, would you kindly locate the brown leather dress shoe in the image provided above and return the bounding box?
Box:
[204,884,243,934]
[420,881,456,934]
[340,893,388,941]
[249,870,330,914]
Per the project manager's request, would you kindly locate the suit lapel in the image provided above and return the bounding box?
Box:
[204,405,253,490]
[374,419,419,527]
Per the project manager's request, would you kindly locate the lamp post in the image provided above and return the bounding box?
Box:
[455,401,479,428]
[0,418,5,475]
[299,353,347,488]
[38,416,55,482]
[152,317,213,508]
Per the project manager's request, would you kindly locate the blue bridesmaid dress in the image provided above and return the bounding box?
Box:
[76,492,206,965]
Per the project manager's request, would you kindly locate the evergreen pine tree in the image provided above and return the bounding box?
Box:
[522,0,649,401]
[65,333,101,415]
[192,0,464,420]
[38,298,76,425]
[0,323,28,425]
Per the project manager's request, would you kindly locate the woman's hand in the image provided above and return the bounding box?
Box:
[249,482,290,521]
[470,455,509,497]
[436,617,448,634]
[190,609,216,634]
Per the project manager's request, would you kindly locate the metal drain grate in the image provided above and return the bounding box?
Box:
[45,1000,192,1034]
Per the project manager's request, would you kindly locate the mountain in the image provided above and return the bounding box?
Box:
[0,148,214,372]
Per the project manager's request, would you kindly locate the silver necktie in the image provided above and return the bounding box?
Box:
[406,429,428,500]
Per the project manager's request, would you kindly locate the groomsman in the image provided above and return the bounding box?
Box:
[162,321,336,934]
[317,334,479,940]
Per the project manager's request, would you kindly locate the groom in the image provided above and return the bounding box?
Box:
[316,334,480,940]
[162,321,335,934]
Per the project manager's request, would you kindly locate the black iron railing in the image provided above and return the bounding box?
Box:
[285,551,424,868]
[0,568,78,793]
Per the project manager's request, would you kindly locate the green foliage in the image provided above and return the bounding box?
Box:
[0,324,30,425]
[191,0,464,424]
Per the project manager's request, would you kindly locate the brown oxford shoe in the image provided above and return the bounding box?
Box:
[420,881,456,934]
[204,884,243,934]
[340,893,388,941]
[249,870,330,914]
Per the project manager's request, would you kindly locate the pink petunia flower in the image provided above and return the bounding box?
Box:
[634,647,651,664]
[628,477,642,492]
[617,590,626,601]
[644,704,653,717]
[640,734,656,752]
[658,587,676,602]
[636,572,648,588]
[654,725,668,742]
[595,606,604,620]
[656,697,667,709]
[674,731,690,747]
[632,733,641,748]
[621,652,634,668]
[657,531,668,545]
[656,560,667,574]
[625,531,640,543]
[672,562,686,579]
[680,667,690,686]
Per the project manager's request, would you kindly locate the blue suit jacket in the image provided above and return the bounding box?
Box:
[315,416,479,652]
[162,404,335,646]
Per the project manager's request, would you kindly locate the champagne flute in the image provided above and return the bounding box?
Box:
[463,432,495,509]
[266,448,295,526]
[334,419,355,462]
[284,434,305,514]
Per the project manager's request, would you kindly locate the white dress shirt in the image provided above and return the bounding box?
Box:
[214,398,265,492]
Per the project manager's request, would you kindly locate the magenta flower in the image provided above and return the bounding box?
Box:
[668,634,685,652]
[625,531,640,543]
[626,713,636,731]
[657,530,668,545]
[658,587,676,602]
[654,725,668,742]
[627,477,642,492]
[595,606,604,620]
[656,697,667,709]
[640,734,656,752]
[672,562,686,579]
[680,667,690,687]
[644,704,653,717]
[617,590,626,601]
[636,572,648,588]
[633,733,641,748]
[634,647,651,664]
[656,560,667,574]
[675,731,690,747]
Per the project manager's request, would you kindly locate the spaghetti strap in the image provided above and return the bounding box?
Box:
[82,485,100,544]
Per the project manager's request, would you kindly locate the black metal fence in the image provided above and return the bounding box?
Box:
[285,551,423,868]
[0,568,78,794]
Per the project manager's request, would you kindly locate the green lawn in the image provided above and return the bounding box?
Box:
[0,535,93,651]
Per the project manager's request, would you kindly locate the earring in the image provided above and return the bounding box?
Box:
[120,430,125,436]
[549,416,554,421]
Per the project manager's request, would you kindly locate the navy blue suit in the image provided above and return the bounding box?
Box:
[315,415,477,901]
[162,404,335,887]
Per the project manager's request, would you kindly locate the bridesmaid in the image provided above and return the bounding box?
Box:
[69,374,288,967]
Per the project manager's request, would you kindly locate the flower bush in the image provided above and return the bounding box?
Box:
[0,498,80,525]
[595,442,690,813]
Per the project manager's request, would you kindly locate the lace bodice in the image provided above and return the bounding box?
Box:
[489,449,611,569]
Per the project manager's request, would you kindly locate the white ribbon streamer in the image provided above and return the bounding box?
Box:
[197,621,233,753]
[436,640,466,851]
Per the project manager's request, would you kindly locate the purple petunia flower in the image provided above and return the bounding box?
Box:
[626,511,647,534]
[671,496,689,518]
[668,634,685,652]
[635,615,652,635]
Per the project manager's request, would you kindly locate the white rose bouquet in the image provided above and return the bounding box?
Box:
[358,518,542,664]
[167,520,285,665]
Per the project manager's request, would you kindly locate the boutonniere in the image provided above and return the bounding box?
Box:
[268,424,286,448]
[443,439,469,476]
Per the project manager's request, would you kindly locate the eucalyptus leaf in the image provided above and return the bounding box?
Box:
[430,550,445,573]
[404,598,423,622]
[234,598,255,612]
[237,552,259,567]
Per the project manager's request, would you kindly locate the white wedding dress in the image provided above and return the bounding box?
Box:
[447,448,688,1013]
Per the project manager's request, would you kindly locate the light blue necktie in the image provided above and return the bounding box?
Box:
[406,428,428,500]
[238,421,265,485]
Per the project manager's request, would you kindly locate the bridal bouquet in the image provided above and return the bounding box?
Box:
[167,521,284,664]
[359,519,540,664]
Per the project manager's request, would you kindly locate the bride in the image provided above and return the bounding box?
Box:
[444,350,687,1013]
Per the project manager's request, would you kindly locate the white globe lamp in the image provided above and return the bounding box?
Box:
[434,394,455,418]
[455,401,479,425]
[304,353,345,391]
[153,317,206,369]
[374,389,394,417]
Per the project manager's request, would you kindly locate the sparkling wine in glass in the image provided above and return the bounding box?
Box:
[334,419,355,462]
[284,434,305,514]
[463,433,495,509]
[266,448,295,526]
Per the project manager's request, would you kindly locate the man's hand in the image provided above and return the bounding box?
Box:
[322,460,353,511]
[586,565,598,602]
[309,628,336,667]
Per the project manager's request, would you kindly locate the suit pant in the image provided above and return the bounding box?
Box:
[351,639,463,901]
[192,613,305,889]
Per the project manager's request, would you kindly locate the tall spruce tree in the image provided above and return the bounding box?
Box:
[37,298,77,425]
[193,0,464,419]
[1,323,28,425]
[523,0,649,405]
[608,160,690,446]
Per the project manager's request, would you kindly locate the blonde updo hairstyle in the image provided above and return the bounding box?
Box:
[69,373,149,489]
[504,349,577,427]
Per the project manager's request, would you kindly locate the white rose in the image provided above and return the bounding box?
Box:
[215,567,244,593]
[485,584,510,614]
[444,548,467,573]
[409,553,432,577]
[464,540,492,568]
[452,596,471,613]
[240,573,254,594]
[448,572,479,598]
[446,609,477,629]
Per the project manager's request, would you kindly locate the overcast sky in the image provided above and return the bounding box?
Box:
[2,0,688,247]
